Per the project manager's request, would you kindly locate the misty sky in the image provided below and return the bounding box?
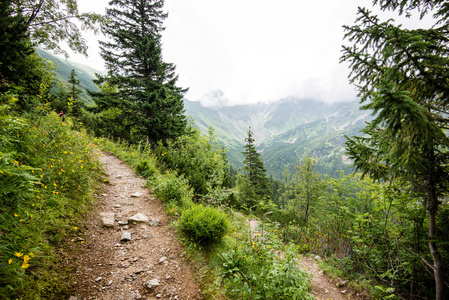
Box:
[67,0,430,106]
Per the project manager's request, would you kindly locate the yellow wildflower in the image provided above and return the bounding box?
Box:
[8,258,13,264]
[14,252,23,257]
[14,213,18,217]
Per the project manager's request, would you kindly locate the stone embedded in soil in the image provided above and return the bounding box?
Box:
[118,220,128,225]
[116,175,123,178]
[149,219,160,226]
[159,256,167,264]
[100,212,115,227]
[128,213,149,223]
[145,279,160,289]
[121,231,132,241]
[134,290,142,299]
[131,192,143,198]
[337,280,349,288]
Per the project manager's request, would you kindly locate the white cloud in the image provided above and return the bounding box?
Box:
[61,0,433,105]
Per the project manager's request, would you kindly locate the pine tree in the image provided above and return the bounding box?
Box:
[94,0,187,143]
[341,1,449,298]
[0,0,33,91]
[239,127,270,208]
[67,69,83,117]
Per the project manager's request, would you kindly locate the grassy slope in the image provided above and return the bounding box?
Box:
[0,108,102,299]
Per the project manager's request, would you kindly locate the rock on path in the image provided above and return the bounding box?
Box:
[68,151,202,300]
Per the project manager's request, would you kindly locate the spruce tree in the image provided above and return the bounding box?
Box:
[0,0,33,91]
[94,0,187,143]
[67,69,83,117]
[239,126,270,208]
[341,1,449,298]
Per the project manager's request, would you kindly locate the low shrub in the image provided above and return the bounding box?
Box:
[220,242,313,300]
[152,171,193,208]
[135,158,157,178]
[180,204,229,245]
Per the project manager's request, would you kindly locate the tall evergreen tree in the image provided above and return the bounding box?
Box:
[341,1,449,298]
[0,0,33,91]
[67,69,83,117]
[93,0,187,143]
[238,126,270,208]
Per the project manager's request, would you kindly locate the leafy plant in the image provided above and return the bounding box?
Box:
[180,204,229,245]
[152,170,193,208]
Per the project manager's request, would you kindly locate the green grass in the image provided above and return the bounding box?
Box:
[0,109,102,299]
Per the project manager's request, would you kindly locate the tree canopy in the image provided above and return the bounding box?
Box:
[341,1,449,298]
[10,0,103,56]
[91,0,187,143]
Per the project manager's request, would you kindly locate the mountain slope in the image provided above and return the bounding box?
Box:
[184,98,371,177]
[36,48,102,105]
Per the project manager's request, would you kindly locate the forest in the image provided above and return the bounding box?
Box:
[1,0,449,299]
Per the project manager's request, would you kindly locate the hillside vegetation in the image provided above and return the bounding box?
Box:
[184,98,372,177]
[2,0,449,299]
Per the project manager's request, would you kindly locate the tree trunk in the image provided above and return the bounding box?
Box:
[428,188,445,300]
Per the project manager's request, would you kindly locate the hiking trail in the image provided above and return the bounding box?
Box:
[68,151,369,300]
[68,151,202,300]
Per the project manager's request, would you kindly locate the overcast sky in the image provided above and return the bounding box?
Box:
[66,0,430,106]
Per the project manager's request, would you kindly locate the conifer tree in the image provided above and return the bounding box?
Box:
[238,127,270,208]
[0,0,33,91]
[93,0,187,143]
[67,69,83,117]
[342,1,449,298]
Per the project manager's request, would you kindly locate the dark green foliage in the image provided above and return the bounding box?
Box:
[0,0,33,91]
[155,125,231,200]
[179,204,229,245]
[152,171,193,207]
[238,127,271,208]
[90,0,187,144]
[341,1,449,298]
[135,159,157,179]
[67,69,84,117]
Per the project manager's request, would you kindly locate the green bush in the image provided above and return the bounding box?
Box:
[220,242,313,300]
[180,204,229,245]
[155,125,231,197]
[152,171,193,208]
[135,158,157,178]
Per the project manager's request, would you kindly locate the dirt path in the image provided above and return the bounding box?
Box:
[248,219,370,300]
[68,152,202,300]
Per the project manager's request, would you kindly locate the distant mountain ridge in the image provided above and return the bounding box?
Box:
[184,97,372,177]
